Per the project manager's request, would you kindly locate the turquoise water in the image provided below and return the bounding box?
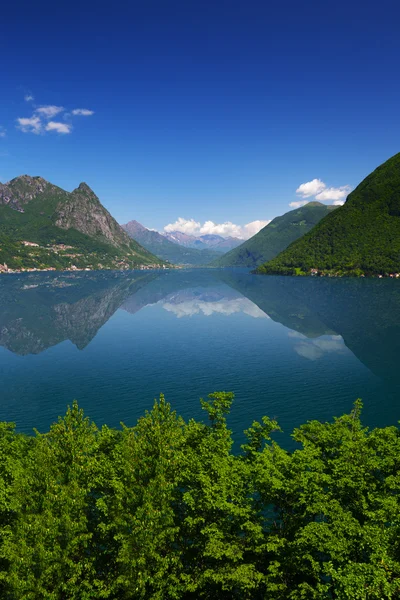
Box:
[0,269,399,448]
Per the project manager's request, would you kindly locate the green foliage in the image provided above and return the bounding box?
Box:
[256,152,400,276]
[0,177,161,271]
[210,202,336,268]
[0,395,399,598]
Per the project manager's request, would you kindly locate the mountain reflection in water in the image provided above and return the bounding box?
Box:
[0,269,398,444]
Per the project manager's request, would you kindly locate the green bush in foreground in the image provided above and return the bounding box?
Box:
[0,394,399,599]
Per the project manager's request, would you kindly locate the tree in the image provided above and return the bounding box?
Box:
[0,395,399,599]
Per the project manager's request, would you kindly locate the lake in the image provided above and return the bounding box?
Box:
[0,268,399,448]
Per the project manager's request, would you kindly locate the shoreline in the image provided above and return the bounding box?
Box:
[0,265,172,276]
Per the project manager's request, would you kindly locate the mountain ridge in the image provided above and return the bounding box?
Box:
[122,220,222,265]
[0,176,161,271]
[210,202,337,268]
[163,230,242,252]
[256,153,400,276]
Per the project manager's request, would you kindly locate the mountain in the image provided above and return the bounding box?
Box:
[163,231,198,247]
[0,270,160,355]
[210,236,244,252]
[122,220,222,265]
[210,202,337,268]
[163,230,242,252]
[218,270,400,386]
[0,269,247,355]
[0,176,161,271]
[194,234,242,251]
[256,153,400,276]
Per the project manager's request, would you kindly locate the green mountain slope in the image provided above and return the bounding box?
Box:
[122,220,221,265]
[0,176,161,271]
[217,270,400,385]
[210,202,336,268]
[256,153,400,276]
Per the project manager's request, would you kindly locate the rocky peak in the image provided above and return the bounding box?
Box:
[9,175,50,196]
[0,182,14,208]
[0,172,159,266]
[77,182,94,193]
[56,182,132,248]
[123,220,147,233]
[73,182,98,200]
[0,175,51,211]
[9,174,47,185]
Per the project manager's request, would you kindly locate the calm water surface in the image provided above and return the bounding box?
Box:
[0,269,398,448]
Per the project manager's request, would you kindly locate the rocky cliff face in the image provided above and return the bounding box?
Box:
[54,182,133,249]
[0,176,55,211]
[1,176,132,250]
[0,272,161,355]
[0,175,161,268]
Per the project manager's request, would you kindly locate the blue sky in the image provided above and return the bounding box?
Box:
[1,0,400,237]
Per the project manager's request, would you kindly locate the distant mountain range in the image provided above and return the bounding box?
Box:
[4,152,399,277]
[0,176,161,271]
[122,220,223,265]
[163,230,242,252]
[256,152,400,276]
[210,202,337,268]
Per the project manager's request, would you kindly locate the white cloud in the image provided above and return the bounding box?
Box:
[35,105,64,118]
[0,126,6,138]
[162,297,269,319]
[313,337,346,352]
[315,185,351,201]
[199,220,243,238]
[289,200,309,209]
[17,115,72,135]
[45,121,72,134]
[72,108,94,116]
[292,178,352,208]
[16,116,42,134]
[164,217,271,240]
[294,343,324,361]
[293,335,347,361]
[16,101,94,136]
[164,218,201,235]
[296,179,326,198]
[243,219,271,237]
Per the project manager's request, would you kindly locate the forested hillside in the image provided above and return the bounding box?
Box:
[256,153,400,276]
[0,394,399,599]
[210,202,336,268]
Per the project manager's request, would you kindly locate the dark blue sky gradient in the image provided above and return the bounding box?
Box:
[1,0,399,229]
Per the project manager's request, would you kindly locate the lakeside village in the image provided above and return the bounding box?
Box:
[0,242,398,278]
[0,263,170,274]
[309,268,400,278]
[0,241,171,274]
